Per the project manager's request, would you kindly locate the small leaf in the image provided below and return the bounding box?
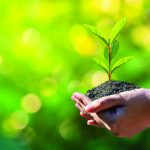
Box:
[109,18,127,44]
[92,58,108,73]
[104,46,109,60]
[111,56,133,74]
[84,24,109,46]
[111,40,119,59]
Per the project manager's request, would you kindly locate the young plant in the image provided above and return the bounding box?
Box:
[84,18,133,81]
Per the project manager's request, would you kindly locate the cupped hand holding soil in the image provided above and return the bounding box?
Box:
[71,88,150,138]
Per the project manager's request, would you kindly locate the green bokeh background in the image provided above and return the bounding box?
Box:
[1,0,150,149]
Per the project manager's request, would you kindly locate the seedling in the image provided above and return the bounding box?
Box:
[84,18,133,81]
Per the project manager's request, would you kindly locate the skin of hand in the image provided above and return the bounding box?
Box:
[71,88,150,138]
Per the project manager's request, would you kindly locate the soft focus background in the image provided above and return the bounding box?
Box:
[1,0,150,150]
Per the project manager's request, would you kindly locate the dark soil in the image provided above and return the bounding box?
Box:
[86,80,140,101]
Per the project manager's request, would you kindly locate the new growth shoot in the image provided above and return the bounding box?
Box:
[85,18,133,81]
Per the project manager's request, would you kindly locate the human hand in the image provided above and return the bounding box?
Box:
[71,88,150,137]
[71,92,110,129]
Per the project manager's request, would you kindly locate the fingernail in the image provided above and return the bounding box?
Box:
[87,120,91,125]
[80,112,85,116]
[87,120,93,125]
[75,103,79,107]
[73,92,80,98]
[71,95,75,100]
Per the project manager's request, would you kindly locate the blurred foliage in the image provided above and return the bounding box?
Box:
[1,0,150,150]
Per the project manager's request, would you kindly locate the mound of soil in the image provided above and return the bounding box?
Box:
[86,80,140,101]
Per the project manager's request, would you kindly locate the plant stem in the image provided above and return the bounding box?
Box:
[108,45,112,81]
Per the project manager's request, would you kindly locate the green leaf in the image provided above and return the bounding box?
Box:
[104,40,119,61]
[111,56,133,73]
[92,58,108,73]
[111,40,119,59]
[104,46,109,60]
[84,24,109,46]
[109,18,127,44]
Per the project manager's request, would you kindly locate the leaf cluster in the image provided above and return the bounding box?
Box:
[84,18,133,80]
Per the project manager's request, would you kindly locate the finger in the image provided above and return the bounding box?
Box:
[75,103,85,113]
[85,94,125,113]
[92,113,111,130]
[72,96,85,108]
[87,119,102,127]
[76,104,93,120]
[72,92,91,105]
[80,112,93,120]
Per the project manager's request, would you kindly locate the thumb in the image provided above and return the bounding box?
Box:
[85,94,125,113]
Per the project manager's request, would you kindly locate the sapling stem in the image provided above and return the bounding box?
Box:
[108,45,112,81]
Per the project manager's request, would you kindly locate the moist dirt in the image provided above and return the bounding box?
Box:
[86,80,139,101]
